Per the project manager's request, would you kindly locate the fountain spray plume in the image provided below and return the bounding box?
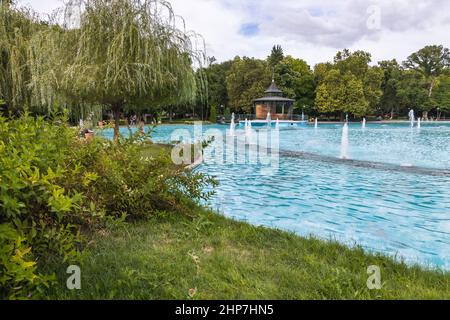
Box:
[362,117,366,129]
[314,118,318,129]
[245,118,252,138]
[409,109,415,128]
[340,122,349,159]
[266,112,272,128]
[229,112,235,136]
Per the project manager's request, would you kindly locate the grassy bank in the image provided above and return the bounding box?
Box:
[45,208,449,300]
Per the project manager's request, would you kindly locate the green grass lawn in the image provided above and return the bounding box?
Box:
[45,208,450,300]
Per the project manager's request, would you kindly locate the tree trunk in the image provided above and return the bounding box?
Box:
[112,105,121,142]
[428,78,436,98]
[423,78,437,121]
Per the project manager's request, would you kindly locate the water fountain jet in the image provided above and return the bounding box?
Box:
[266,112,272,128]
[340,123,349,159]
[409,109,415,128]
[229,113,236,136]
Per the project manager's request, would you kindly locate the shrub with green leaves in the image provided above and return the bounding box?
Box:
[0,114,215,299]
[209,105,218,123]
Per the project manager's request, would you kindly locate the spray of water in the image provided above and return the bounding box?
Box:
[409,109,415,128]
[229,112,235,136]
[266,112,272,128]
[340,123,349,159]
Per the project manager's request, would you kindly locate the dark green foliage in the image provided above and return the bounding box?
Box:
[432,76,450,113]
[315,49,382,117]
[224,107,231,119]
[403,45,450,114]
[274,56,316,113]
[397,71,429,112]
[226,57,271,113]
[209,105,218,123]
[268,45,284,69]
[403,45,449,79]
[0,114,215,299]
[205,60,232,109]
[378,60,403,117]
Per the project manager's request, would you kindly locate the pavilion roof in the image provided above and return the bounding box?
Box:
[254,80,294,103]
[265,80,283,94]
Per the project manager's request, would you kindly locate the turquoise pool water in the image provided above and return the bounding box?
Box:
[100,123,450,269]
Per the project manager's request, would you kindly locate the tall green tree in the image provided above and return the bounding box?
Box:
[274,56,315,113]
[334,49,372,80]
[58,0,203,141]
[363,67,384,115]
[267,45,284,69]
[209,105,218,123]
[432,75,450,116]
[226,57,271,113]
[315,69,368,117]
[403,45,449,117]
[378,60,403,118]
[342,72,368,116]
[0,3,38,111]
[314,62,334,84]
[315,50,377,117]
[397,70,429,113]
[205,60,232,110]
[315,69,343,115]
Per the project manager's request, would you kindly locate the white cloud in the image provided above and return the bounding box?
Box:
[17,0,450,67]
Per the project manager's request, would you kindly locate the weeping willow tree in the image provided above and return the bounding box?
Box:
[0,1,89,118]
[59,0,207,140]
[0,1,38,112]
[1,0,207,132]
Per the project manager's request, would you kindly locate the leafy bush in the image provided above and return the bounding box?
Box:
[224,107,231,120]
[209,105,218,123]
[0,114,215,299]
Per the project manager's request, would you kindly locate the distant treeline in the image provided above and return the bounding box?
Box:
[203,45,450,120]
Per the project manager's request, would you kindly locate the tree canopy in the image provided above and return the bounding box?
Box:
[226,57,270,114]
[0,0,205,140]
[274,56,315,113]
[315,49,380,117]
[268,45,284,69]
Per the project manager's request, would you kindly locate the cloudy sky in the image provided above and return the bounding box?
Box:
[17,0,450,67]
